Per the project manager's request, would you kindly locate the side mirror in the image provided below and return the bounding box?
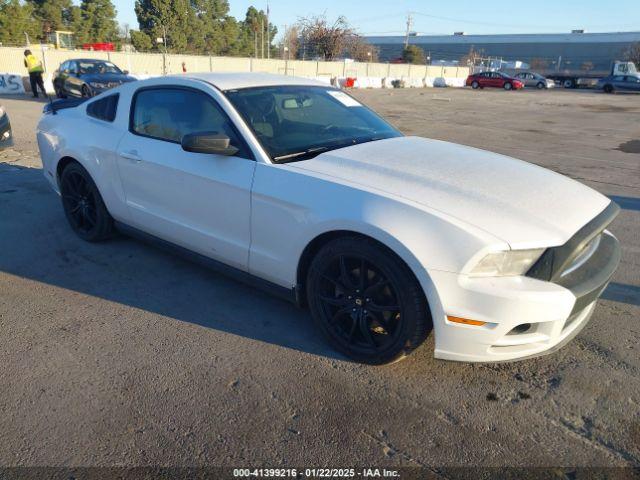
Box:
[123,70,130,75]
[181,132,239,156]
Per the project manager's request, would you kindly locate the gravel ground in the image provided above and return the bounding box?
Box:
[0,87,639,471]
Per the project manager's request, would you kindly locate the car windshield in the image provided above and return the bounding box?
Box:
[77,61,122,75]
[224,86,402,162]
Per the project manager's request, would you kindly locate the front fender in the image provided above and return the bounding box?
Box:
[248,162,507,321]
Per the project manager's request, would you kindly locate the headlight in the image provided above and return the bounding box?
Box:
[469,249,545,277]
[89,82,107,89]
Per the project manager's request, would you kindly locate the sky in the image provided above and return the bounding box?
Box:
[112,0,640,39]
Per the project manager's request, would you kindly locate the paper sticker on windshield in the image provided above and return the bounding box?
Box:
[327,91,361,107]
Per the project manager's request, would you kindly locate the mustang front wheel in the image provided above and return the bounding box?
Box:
[307,237,431,364]
[60,162,114,242]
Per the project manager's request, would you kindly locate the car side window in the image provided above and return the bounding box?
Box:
[87,94,119,122]
[130,87,252,160]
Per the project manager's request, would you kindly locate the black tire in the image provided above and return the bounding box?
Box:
[59,162,114,242]
[504,82,513,91]
[536,82,545,89]
[306,236,432,365]
[603,84,614,94]
[81,85,91,98]
[54,83,66,98]
[471,80,479,89]
[563,79,575,89]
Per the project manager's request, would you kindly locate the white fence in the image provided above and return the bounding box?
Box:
[0,46,470,94]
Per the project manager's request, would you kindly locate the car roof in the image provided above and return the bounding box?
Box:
[71,58,112,63]
[181,72,328,91]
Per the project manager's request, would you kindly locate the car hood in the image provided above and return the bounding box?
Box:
[291,136,610,248]
[80,73,136,83]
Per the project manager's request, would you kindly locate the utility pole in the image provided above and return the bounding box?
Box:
[404,12,413,48]
[261,17,265,59]
[266,3,270,59]
[283,24,287,59]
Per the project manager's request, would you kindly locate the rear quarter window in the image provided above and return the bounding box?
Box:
[86,94,119,122]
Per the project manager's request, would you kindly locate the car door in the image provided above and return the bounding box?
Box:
[490,72,503,88]
[515,72,527,86]
[621,76,640,91]
[526,73,537,87]
[116,85,256,271]
[627,76,640,91]
[65,61,83,96]
[612,75,627,90]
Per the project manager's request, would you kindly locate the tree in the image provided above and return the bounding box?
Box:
[624,42,640,66]
[134,0,200,52]
[193,0,245,55]
[402,44,425,64]
[72,0,118,44]
[297,15,353,61]
[130,28,152,51]
[27,0,74,34]
[0,0,40,45]
[236,6,276,58]
[344,35,378,62]
[278,25,298,59]
[459,46,484,67]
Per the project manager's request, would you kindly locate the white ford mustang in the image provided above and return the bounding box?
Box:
[36,73,621,364]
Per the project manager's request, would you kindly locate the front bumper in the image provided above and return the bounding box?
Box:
[430,227,620,363]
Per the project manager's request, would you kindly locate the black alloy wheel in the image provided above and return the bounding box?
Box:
[60,162,113,241]
[307,237,431,364]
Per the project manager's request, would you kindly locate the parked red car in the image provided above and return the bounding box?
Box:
[466,71,524,90]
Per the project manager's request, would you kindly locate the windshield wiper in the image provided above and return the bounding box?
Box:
[273,135,392,163]
[273,146,331,162]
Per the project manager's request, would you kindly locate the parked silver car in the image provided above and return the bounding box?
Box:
[513,72,555,89]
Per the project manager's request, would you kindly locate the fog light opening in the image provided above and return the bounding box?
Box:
[508,323,532,335]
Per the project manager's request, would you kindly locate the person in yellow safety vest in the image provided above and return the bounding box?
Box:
[23,50,47,99]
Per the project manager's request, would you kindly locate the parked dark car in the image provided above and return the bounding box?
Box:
[465,71,525,90]
[597,74,640,93]
[53,59,136,98]
[0,105,13,150]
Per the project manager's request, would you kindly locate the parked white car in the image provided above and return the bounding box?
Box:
[36,73,620,364]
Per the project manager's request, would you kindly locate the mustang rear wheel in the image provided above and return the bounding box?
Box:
[307,236,432,364]
[504,82,513,90]
[60,162,114,242]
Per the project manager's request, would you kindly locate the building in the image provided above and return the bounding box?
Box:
[366,31,640,73]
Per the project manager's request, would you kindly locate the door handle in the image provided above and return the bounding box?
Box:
[119,150,142,162]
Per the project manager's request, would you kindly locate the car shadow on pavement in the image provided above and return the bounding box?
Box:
[0,162,344,361]
[2,163,638,361]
